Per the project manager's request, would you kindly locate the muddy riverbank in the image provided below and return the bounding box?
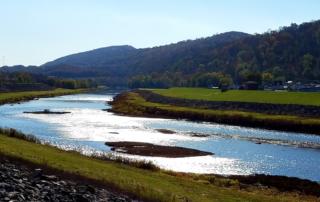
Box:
[105,141,213,157]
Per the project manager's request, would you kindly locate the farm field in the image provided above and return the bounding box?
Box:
[151,88,320,106]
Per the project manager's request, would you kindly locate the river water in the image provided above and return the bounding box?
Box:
[0,91,319,181]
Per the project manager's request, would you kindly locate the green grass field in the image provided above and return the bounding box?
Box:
[111,91,320,134]
[0,135,316,202]
[0,88,84,104]
[126,92,320,126]
[0,89,318,201]
[151,88,320,106]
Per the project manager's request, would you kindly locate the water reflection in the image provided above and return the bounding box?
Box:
[0,92,319,181]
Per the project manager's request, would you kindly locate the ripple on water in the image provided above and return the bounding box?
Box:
[0,93,319,181]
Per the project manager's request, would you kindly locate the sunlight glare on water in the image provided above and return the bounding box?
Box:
[115,153,254,175]
[20,109,198,144]
[0,92,319,181]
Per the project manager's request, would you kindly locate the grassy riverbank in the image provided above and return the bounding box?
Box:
[152,88,320,106]
[109,90,320,134]
[0,134,318,202]
[0,88,86,105]
[0,89,319,201]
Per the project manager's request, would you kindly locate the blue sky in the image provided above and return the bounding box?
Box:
[1,0,320,66]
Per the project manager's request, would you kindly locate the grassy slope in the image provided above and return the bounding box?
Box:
[0,88,85,104]
[0,135,316,202]
[112,92,320,131]
[152,88,320,106]
[0,89,318,201]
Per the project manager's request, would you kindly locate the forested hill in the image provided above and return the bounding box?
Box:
[41,31,250,81]
[207,20,320,83]
[3,20,320,87]
[43,45,137,68]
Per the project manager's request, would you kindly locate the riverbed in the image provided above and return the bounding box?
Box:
[0,91,319,181]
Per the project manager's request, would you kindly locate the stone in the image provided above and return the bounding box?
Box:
[86,185,96,194]
[42,175,58,181]
[0,183,10,189]
[0,158,135,202]
[32,168,43,178]
[74,194,90,202]
[35,184,43,189]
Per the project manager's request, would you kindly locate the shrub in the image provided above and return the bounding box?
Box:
[0,128,41,144]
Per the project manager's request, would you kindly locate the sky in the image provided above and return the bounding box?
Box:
[1,0,320,66]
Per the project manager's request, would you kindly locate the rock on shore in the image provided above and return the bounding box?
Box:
[0,157,137,202]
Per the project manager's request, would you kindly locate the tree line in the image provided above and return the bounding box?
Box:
[2,20,320,89]
[0,72,97,92]
[128,72,234,89]
[129,21,320,89]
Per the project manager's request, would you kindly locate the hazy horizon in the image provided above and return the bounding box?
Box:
[1,0,320,66]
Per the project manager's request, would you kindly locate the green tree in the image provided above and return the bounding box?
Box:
[219,75,234,88]
[302,53,315,79]
[272,66,285,81]
[262,72,274,84]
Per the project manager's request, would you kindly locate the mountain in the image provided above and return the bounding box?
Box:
[41,32,250,80]
[3,20,320,87]
[203,21,320,83]
[0,65,39,73]
[44,45,136,68]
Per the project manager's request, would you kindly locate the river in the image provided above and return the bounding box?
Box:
[0,91,319,181]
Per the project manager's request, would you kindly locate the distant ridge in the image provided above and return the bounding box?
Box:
[43,45,136,67]
[39,31,250,85]
[2,20,320,86]
[42,31,249,68]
